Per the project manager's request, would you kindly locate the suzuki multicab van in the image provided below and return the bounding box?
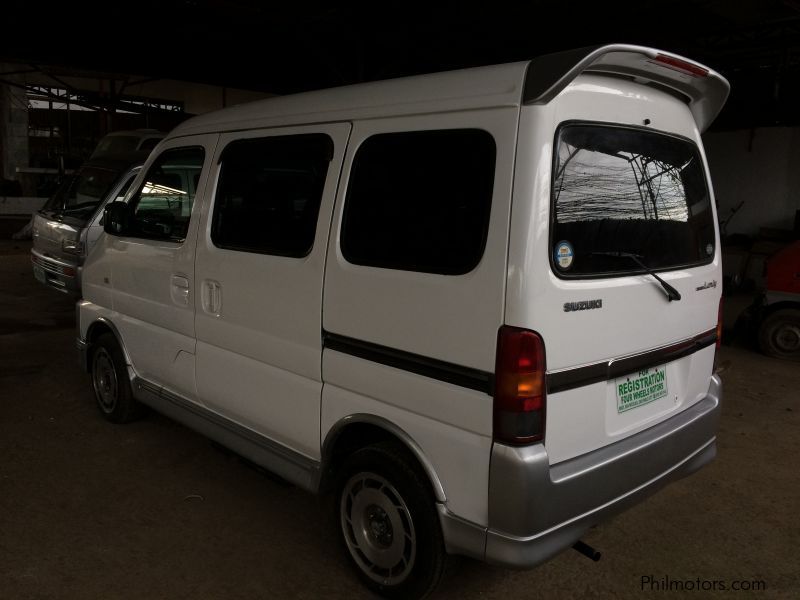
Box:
[77,45,727,598]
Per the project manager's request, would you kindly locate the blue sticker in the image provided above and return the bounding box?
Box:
[554,240,574,270]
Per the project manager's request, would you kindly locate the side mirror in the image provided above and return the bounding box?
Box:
[104,202,132,236]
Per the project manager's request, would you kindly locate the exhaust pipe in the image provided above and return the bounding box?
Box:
[573,540,601,562]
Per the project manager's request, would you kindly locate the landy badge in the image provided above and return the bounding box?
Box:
[554,241,574,270]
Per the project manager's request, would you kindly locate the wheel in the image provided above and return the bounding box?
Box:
[758,309,800,360]
[90,333,143,423]
[336,442,448,599]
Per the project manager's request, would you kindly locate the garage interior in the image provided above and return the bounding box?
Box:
[1,1,798,598]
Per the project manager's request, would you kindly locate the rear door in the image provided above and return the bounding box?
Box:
[508,80,722,464]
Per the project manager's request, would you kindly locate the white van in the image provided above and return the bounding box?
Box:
[77,44,727,599]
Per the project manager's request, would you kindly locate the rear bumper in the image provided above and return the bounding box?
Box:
[440,375,722,568]
[30,249,81,295]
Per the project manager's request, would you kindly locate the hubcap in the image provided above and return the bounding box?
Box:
[92,348,118,413]
[774,323,800,354]
[340,472,416,586]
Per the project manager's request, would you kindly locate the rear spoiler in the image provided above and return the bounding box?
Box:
[523,44,730,132]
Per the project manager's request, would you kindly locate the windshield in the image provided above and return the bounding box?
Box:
[91,135,140,157]
[551,124,715,277]
[56,166,121,216]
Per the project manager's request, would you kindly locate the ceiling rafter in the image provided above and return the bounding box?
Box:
[4,0,800,128]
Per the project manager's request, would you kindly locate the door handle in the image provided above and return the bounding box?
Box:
[170,275,190,306]
[202,280,222,316]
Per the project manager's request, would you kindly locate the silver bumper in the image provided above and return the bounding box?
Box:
[440,375,722,568]
[30,249,81,295]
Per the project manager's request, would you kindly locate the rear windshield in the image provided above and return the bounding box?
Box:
[551,124,715,278]
[56,166,121,216]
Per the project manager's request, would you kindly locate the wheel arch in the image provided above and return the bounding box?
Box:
[85,318,132,371]
[320,414,447,503]
[762,300,800,318]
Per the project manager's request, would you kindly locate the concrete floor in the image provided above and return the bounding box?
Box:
[1,240,797,599]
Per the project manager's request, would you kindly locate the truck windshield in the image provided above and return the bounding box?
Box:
[91,135,140,157]
[56,166,120,216]
[551,124,715,277]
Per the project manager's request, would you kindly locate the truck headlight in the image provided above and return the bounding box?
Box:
[62,239,85,256]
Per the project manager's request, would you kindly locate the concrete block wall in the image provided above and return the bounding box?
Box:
[0,84,29,181]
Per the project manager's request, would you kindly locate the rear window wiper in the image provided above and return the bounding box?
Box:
[591,251,682,302]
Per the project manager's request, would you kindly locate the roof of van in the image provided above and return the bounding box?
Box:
[170,61,530,136]
[170,45,729,137]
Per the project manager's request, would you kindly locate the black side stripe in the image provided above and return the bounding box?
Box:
[546,328,718,394]
[324,328,716,397]
[322,331,494,395]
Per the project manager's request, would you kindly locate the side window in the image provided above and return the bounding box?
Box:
[211,134,333,257]
[128,147,205,242]
[340,129,496,275]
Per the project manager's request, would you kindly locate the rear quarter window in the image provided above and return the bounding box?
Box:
[341,129,496,275]
[551,123,715,278]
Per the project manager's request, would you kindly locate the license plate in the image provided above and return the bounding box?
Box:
[33,265,46,284]
[615,365,668,413]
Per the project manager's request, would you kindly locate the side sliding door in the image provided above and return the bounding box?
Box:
[194,123,351,462]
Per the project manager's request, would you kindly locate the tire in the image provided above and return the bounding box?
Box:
[90,333,143,423]
[758,309,800,360]
[336,442,448,599]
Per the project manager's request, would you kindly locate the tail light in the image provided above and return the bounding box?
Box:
[714,297,723,370]
[493,326,546,445]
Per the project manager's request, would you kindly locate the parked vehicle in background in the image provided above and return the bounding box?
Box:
[755,240,800,359]
[90,129,165,159]
[31,152,150,294]
[31,131,169,295]
[78,44,727,599]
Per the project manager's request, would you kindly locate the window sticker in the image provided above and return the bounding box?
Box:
[554,240,574,270]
